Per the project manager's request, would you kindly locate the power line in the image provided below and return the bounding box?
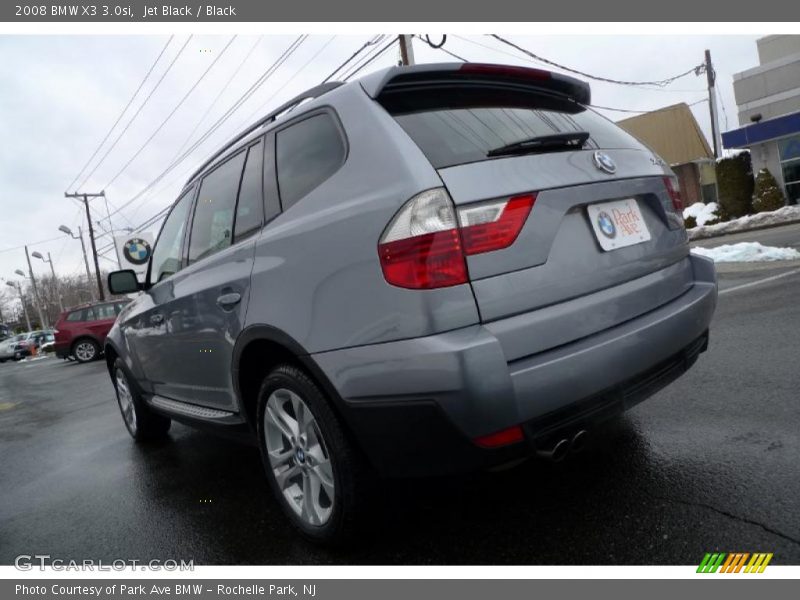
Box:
[65,36,174,193]
[0,234,67,255]
[337,36,389,81]
[490,34,703,88]
[321,35,384,83]
[591,98,707,115]
[74,35,194,191]
[343,36,399,81]
[415,34,467,62]
[169,36,263,166]
[716,86,730,131]
[237,35,338,131]
[105,36,307,225]
[103,35,237,190]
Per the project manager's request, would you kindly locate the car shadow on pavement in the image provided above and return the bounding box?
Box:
[110,415,655,564]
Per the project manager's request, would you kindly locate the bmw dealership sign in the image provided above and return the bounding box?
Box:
[114,232,154,280]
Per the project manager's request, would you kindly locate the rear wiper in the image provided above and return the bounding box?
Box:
[486,131,590,158]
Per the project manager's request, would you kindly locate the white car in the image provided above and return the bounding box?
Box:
[0,331,48,362]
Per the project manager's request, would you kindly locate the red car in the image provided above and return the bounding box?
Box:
[53,300,129,363]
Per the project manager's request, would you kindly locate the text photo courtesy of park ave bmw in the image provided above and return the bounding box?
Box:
[1,9,800,585]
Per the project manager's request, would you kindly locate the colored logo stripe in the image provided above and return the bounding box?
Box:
[697,552,773,573]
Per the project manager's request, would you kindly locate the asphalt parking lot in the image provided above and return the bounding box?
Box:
[1,226,799,566]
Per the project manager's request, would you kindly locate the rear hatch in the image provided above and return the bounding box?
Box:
[373,64,691,355]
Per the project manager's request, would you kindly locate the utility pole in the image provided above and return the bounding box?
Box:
[65,191,106,301]
[704,49,723,159]
[399,35,415,66]
[23,246,48,328]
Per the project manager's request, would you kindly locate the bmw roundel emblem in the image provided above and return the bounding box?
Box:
[593,151,617,174]
[122,237,152,266]
[597,211,616,239]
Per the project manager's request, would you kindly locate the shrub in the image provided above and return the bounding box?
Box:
[716,152,754,220]
[752,168,786,213]
[684,215,697,229]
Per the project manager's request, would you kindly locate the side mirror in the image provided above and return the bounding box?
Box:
[108,270,141,295]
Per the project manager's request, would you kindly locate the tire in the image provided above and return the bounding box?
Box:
[256,364,370,545]
[72,338,100,363]
[112,359,171,441]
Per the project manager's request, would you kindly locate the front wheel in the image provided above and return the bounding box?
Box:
[113,359,171,441]
[257,364,370,544]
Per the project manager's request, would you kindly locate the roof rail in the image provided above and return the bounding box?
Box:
[188,81,344,183]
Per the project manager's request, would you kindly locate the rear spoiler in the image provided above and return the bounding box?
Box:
[359,62,591,108]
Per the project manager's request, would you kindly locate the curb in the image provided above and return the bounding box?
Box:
[688,218,800,242]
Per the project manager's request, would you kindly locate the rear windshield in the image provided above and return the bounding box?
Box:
[390,105,644,169]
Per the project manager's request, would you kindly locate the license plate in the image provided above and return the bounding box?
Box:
[587,198,651,251]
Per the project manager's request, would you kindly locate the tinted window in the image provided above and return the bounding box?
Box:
[151,187,195,283]
[234,140,265,241]
[66,310,84,322]
[391,104,643,169]
[94,304,117,320]
[276,113,345,208]
[189,151,246,263]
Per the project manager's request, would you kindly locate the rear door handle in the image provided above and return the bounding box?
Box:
[216,292,242,310]
[149,314,164,325]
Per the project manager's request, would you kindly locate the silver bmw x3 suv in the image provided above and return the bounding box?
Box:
[106,62,717,543]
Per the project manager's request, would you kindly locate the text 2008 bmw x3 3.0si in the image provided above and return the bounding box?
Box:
[105,63,717,543]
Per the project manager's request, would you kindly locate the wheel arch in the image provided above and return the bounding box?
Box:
[232,325,350,436]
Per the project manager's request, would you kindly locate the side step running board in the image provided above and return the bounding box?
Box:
[150,395,237,422]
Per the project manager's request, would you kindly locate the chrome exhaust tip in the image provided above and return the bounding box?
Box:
[570,430,589,454]
[536,438,570,462]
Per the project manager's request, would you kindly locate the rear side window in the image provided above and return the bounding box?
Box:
[234,140,265,241]
[94,304,117,320]
[189,151,246,263]
[66,310,84,322]
[389,102,643,169]
[276,113,346,209]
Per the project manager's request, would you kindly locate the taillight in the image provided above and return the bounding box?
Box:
[378,189,536,289]
[663,176,683,212]
[459,63,551,81]
[473,424,525,448]
[458,194,536,255]
[378,189,467,289]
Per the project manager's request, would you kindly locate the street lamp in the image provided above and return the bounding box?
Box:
[59,224,95,302]
[32,250,64,313]
[5,280,31,331]
[16,248,47,329]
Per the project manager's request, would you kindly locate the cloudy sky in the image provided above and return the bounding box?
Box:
[0,33,761,291]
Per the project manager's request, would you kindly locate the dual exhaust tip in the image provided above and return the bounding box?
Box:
[536,429,588,462]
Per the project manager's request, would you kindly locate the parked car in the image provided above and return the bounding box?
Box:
[105,63,717,543]
[0,330,50,361]
[53,300,129,363]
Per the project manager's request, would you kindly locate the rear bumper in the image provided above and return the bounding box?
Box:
[54,342,71,359]
[313,254,717,477]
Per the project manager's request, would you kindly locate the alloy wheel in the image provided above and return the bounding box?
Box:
[75,341,96,362]
[115,369,137,433]
[264,388,335,526]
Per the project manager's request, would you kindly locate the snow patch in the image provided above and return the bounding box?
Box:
[683,202,719,226]
[688,205,800,240]
[691,242,800,263]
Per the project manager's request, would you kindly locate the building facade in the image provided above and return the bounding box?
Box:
[618,103,716,206]
[722,35,800,205]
